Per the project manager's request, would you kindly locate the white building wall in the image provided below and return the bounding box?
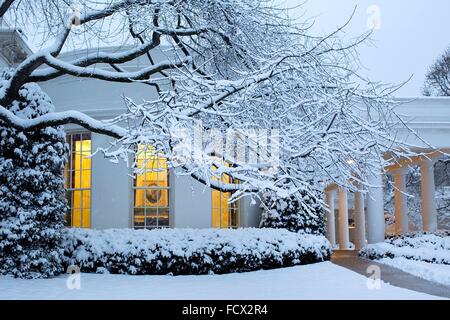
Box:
[239,196,262,228]
[90,133,133,229]
[170,171,212,228]
[39,74,152,114]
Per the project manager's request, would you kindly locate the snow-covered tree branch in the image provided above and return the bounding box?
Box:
[0,0,420,202]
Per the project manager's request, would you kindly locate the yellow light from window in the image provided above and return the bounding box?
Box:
[71,139,91,228]
[133,145,170,228]
[211,164,239,228]
[135,145,169,208]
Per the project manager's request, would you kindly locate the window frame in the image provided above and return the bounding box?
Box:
[132,145,170,229]
[64,132,92,228]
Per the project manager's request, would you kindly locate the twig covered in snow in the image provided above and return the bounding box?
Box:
[0,106,126,138]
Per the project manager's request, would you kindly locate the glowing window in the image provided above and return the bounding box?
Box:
[133,145,170,229]
[212,170,239,228]
[64,133,92,228]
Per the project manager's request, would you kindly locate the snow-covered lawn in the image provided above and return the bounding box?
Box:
[0,262,443,300]
[378,257,450,287]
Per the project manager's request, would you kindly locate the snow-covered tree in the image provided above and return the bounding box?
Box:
[0,70,67,278]
[260,189,325,236]
[0,1,423,211]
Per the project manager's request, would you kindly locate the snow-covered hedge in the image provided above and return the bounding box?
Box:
[360,232,450,265]
[63,228,331,275]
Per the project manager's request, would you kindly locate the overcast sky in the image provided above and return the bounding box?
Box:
[280,0,450,97]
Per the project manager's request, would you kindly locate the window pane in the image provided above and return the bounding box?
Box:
[212,208,220,228]
[230,208,239,228]
[72,208,82,228]
[134,208,145,227]
[221,203,229,228]
[212,188,220,210]
[145,188,160,207]
[158,208,169,227]
[66,190,73,209]
[134,189,145,208]
[135,172,145,188]
[66,209,72,226]
[158,189,169,207]
[82,190,91,209]
[64,170,70,188]
[73,190,82,209]
[145,208,158,227]
[82,208,90,228]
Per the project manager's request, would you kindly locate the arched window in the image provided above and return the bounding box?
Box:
[64,133,92,228]
[133,145,170,229]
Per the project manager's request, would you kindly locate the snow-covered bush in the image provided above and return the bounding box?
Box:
[62,228,331,275]
[0,70,67,279]
[360,232,450,265]
[259,191,326,235]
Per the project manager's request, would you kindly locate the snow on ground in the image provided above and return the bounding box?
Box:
[378,257,450,287]
[361,233,450,264]
[0,262,443,300]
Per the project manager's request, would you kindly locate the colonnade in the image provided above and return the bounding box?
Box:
[324,157,439,250]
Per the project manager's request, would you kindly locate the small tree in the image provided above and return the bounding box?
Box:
[260,191,326,236]
[0,70,67,278]
[423,46,450,96]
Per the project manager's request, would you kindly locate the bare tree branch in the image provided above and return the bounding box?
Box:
[0,0,15,18]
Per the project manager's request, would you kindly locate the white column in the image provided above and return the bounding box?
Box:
[325,189,336,247]
[338,188,350,250]
[420,159,438,232]
[366,169,385,244]
[393,167,409,234]
[354,191,366,250]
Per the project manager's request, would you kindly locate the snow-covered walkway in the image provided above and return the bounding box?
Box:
[332,250,450,298]
[0,262,444,300]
